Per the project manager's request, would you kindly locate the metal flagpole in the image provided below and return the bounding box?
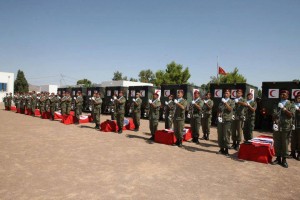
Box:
[217,56,219,83]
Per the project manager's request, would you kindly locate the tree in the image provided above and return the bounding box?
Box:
[138,69,156,83]
[129,78,138,82]
[14,70,29,93]
[76,78,92,87]
[210,67,246,84]
[112,71,127,81]
[154,61,191,86]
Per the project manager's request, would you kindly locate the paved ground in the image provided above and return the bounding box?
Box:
[0,105,299,200]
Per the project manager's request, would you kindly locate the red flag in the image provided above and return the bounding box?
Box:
[218,66,227,75]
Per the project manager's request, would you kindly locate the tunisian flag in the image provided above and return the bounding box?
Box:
[218,66,227,75]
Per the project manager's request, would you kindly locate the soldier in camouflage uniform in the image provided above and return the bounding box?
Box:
[190,90,204,144]
[109,95,117,120]
[31,91,37,116]
[132,92,142,131]
[7,93,12,110]
[201,92,214,140]
[164,94,175,129]
[290,92,300,161]
[231,89,246,150]
[148,93,161,141]
[272,90,295,168]
[26,92,32,115]
[65,91,72,115]
[39,92,46,117]
[217,89,235,157]
[74,91,83,124]
[60,91,67,115]
[14,92,21,113]
[243,93,257,141]
[20,93,26,114]
[173,90,187,147]
[49,92,58,120]
[92,92,102,129]
[115,91,126,134]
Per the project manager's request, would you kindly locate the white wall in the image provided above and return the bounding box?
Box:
[0,72,14,102]
[40,85,58,94]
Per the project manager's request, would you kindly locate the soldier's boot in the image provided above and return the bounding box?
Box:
[230,141,236,149]
[271,156,282,165]
[148,135,155,141]
[118,129,123,134]
[178,139,183,148]
[206,134,209,140]
[95,124,99,129]
[216,148,224,154]
[234,142,240,151]
[201,134,206,140]
[134,126,139,132]
[296,153,300,161]
[173,139,179,146]
[289,151,297,159]
[224,148,230,157]
[281,158,288,168]
[194,137,200,144]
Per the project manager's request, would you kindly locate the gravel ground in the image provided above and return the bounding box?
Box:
[0,104,299,200]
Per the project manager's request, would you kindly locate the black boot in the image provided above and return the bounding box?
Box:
[118,129,123,134]
[148,135,154,141]
[216,148,224,154]
[230,142,236,149]
[178,139,183,147]
[296,153,300,161]
[205,134,209,140]
[201,134,206,140]
[281,158,288,168]
[234,142,240,151]
[289,151,297,159]
[224,148,230,157]
[271,156,281,165]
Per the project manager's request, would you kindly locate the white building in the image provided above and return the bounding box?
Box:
[0,71,14,102]
[100,80,153,87]
[40,85,58,94]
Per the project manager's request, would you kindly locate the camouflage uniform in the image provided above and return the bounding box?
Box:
[243,100,257,141]
[132,98,142,131]
[201,99,214,140]
[164,100,175,129]
[115,96,126,133]
[173,98,187,145]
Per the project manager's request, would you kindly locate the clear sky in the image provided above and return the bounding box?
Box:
[0,0,299,88]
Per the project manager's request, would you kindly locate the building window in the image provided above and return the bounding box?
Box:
[0,83,7,92]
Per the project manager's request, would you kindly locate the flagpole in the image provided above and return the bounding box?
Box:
[217,56,219,84]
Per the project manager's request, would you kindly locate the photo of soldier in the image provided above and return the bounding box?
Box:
[217,89,235,157]
[201,92,213,140]
[272,90,295,168]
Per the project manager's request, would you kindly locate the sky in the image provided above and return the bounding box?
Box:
[0,0,299,88]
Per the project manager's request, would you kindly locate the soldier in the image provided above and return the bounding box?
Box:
[231,89,246,150]
[114,91,126,134]
[31,91,37,116]
[290,92,300,160]
[92,92,102,129]
[49,93,58,120]
[164,94,175,129]
[272,90,295,168]
[243,93,257,141]
[110,94,117,120]
[217,89,235,157]
[173,90,187,147]
[132,92,142,132]
[148,92,161,141]
[26,92,32,115]
[190,90,204,144]
[14,92,21,113]
[20,93,26,114]
[39,92,46,117]
[3,93,8,110]
[74,91,83,124]
[7,93,12,110]
[201,92,214,140]
[65,92,72,115]
[60,91,67,115]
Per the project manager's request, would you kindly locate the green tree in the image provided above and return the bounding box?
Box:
[76,78,92,87]
[210,67,246,84]
[138,69,156,83]
[112,71,127,81]
[154,61,191,86]
[258,89,262,98]
[129,78,138,82]
[14,70,29,93]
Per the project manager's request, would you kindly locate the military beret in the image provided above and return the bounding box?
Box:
[296,92,300,98]
[224,89,230,93]
[153,92,159,96]
[178,90,184,94]
[247,93,253,96]
[236,89,243,93]
[194,90,200,94]
[280,90,289,94]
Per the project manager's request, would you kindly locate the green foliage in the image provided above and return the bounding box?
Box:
[129,78,138,82]
[76,78,92,87]
[258,89,262,98]
[112,71,127,81]
[138,69,156,83]
[210,67,246,84]
[292,79,300,82]
[154,61,191,86]
[14,70,29,93]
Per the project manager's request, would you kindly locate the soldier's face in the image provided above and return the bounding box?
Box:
[194,93,199,99]
[280,93,288,100]
[177,92,183,98]
[247,94,253,100]
[237,91,242,97]
[297,97,300,103]
[224,92,230,98]
[206,93,211,99]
